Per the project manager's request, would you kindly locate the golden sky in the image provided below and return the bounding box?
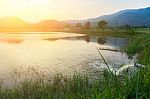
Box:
[0,0,149,22]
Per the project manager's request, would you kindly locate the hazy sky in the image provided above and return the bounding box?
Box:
[0,0,149,22]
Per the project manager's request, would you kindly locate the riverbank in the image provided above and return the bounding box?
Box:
[0,31,149,99]
[126,33,150,65]
[0,28,146,38]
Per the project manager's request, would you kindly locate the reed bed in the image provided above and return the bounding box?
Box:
[0,66,149,99]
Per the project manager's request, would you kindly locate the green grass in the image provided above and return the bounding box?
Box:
[125,34,150,65]
[136,28,150,34]
[0,66,150,99]
[64,29,128,35]
[63,28,140,38]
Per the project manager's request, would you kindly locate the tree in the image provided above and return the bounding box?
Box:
[64,24,71,28]
[98,20,108,30]
[124,25,136,35]
[75,23,82,28]
[84,21,91,30]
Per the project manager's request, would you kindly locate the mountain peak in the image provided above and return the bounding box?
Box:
[84,7,150,26]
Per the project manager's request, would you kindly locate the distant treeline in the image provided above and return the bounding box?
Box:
[67,20,150,30]
[0,17,150,32]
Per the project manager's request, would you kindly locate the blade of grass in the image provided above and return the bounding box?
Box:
[96,47,112,74]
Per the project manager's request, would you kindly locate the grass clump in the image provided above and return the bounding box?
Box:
[0,67,150,99]
[126,34,150,65]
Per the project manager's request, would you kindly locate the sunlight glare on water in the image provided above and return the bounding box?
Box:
[0,32,135,85]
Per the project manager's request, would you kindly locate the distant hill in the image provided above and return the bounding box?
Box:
[35,20,67,29]
[1,7,150,30]
[66,7,150,26]
[0,17,67,30]
[0,17,31,29]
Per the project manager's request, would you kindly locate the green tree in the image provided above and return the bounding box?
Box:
[75,23,82,28]
[124,25,136,35]
[98,20,108,30]
[84,21,91,30]
[64,24,71,28]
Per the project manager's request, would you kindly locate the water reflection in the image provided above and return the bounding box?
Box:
[44,35,127,49]
[0,33,127,48]
[0,38,23,44]
[44,35,87,41]
[84,36,90,43]
[97,37,106,45]
[0,32,134,86]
